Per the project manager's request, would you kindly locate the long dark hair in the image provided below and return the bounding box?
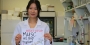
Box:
[26,0,41,17]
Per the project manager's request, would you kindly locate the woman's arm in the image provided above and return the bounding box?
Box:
[44,24,53,45]
[16,43,20,45]
[44,34,53,45]
[11,24,21,45]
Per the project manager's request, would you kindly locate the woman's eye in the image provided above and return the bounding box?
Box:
[29,8,32,9]
[29,7,37,10]
[35,8,37,10]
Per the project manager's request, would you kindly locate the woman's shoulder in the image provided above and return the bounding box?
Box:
[41,21,49,27]
[16,20,27,26]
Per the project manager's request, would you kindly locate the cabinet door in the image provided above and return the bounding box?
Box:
[1,34,13,45]
[40,12,55,17]
[56,16,64,37]
[1,20,21,33]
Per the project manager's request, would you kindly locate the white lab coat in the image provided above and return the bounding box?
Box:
[11,18,53,45]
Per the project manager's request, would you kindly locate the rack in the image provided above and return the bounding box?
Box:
[61,0,90,45]
[62,0,90,17]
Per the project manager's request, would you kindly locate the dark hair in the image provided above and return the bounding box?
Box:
[26,0,41,17]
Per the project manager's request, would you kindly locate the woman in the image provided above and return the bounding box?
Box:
[11,0,53,45]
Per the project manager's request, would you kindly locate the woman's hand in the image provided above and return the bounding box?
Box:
[44,33,52,42]
[15,34,22,45]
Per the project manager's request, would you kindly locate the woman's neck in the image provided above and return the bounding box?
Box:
[28,18,38,23]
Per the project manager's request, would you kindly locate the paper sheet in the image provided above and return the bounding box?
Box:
[21,28,44,45]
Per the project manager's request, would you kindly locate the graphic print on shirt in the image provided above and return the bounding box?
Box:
[21,28,44,45]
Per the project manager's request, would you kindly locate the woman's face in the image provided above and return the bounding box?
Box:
[28,3,38,18]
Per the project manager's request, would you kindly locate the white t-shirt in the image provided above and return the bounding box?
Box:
[11,18,52,45]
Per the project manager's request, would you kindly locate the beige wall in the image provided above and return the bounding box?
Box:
[1,0,65,15]
[1,0,29,10]
[0,0,1,13]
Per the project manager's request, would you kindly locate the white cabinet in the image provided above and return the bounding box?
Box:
[1,20,21,45]
[1,20,20,33]
[40,11,56,17]
[55,16,64,37]
[22,11,56,17]
[1,34,12,45]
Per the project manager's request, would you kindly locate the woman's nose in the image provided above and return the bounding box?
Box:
[31,9,35,13]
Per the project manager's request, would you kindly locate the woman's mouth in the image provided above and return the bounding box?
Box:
[31,14,35,15]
